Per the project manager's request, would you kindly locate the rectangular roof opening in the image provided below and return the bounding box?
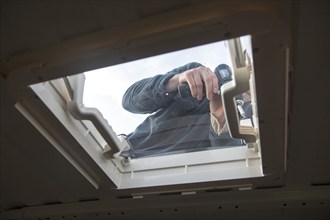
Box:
[82,35,259,157]
[7,6,289,190]
[24,35,264,189]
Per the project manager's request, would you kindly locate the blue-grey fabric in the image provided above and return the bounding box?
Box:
[121,62,245,158]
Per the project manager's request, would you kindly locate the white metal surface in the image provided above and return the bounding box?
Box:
[7,5,289,189]
[8,1,288,188]
[2,186,329,220]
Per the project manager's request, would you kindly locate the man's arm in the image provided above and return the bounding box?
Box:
[122,62,203,114]
[166,66,219,101]
[166,64,226,130]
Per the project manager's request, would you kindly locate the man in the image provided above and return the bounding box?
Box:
[121,62,246,158]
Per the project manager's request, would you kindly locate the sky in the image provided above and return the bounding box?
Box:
[83,36,251,135]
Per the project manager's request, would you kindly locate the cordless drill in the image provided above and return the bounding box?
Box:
[177,64,233,97]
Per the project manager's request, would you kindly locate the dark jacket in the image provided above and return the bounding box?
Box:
[121,62,244,158]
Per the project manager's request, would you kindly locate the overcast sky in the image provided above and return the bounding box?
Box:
[83,36,251,135]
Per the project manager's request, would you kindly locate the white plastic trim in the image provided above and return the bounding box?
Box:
[221,38,257,144]
[66,74,124,157]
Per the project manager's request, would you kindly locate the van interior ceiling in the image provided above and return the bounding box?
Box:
[0,1,329,220]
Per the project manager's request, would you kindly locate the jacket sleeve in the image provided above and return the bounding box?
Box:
[122,62,202,114]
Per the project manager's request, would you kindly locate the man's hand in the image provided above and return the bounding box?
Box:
[209,93,226,128]
[166,66,226,126]
[166,66,219,100]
